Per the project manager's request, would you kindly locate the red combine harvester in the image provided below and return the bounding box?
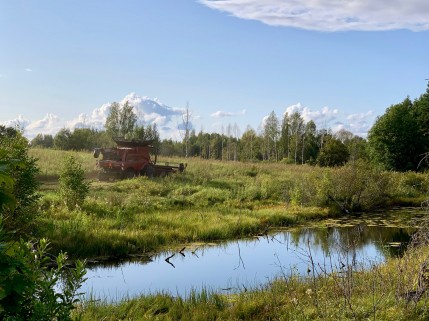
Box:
[93,139,186,180]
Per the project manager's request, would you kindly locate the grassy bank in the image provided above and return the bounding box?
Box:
[32,148,428,259]
[37,173,329,259]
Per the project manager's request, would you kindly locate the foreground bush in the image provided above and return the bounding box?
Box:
[0,236,87,321]
[0,155,87,320]
[0,126,39,233]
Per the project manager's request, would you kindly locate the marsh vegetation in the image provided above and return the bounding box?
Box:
[31,148,428,260]
[24,147,428,319]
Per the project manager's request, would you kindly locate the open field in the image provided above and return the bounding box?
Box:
[30,148,97,178]
[34,148,329,258]
[31,148,429,259]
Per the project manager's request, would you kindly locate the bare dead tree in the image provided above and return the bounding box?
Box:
[233,123,240,161]
[221,125,225,161]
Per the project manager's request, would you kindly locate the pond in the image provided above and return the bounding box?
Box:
[81,208,425,302]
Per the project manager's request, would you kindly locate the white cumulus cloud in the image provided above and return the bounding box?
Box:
[210,109,246,118]
[215,103,373,138]
[346,111,374,136]
[1,93,187,140]
[1,115,30,130]
[25,113,63,136]
[200,0,429,31]
[264,103,375,137]
[284,103,339,124]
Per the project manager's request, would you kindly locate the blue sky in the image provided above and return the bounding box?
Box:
[1,0,428,139]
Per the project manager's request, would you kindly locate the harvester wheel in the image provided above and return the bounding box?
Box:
[123,169,136,179]
[98,171,109,181]
[145,165,155,178]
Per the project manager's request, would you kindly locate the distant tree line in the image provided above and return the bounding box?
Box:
[30,100,364,167]
[31,129,111,150]
[29,85,429,170]
[169,112,366,167]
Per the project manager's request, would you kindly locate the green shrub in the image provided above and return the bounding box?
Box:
[0,126,40,233]
[388,171,429,198]
[327,160,390,211]
[282,169,329,207]
[0,157,87,320]
[0,235,87,321]
[59,156,90,210]
[288,173,320,207]
[282,161,390,212]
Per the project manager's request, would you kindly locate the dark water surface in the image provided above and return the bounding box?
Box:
[81,208,425,301]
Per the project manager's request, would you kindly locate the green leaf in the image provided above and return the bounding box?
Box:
[0,191,17,211]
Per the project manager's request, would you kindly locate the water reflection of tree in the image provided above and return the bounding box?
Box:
[287,225,414,259]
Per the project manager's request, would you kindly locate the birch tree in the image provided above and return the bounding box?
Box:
[263,111,280,161]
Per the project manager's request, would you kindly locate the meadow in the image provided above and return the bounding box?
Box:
[28,148,429,320]
[30,148,429,260]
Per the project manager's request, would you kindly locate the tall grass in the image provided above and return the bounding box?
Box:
[29,148,95,177]
[32,148,428,259]
[37,188,323,258]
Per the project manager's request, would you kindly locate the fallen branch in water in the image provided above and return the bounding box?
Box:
[191,248,199,258]
[179,247,186,257]
[165,253,175,268]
